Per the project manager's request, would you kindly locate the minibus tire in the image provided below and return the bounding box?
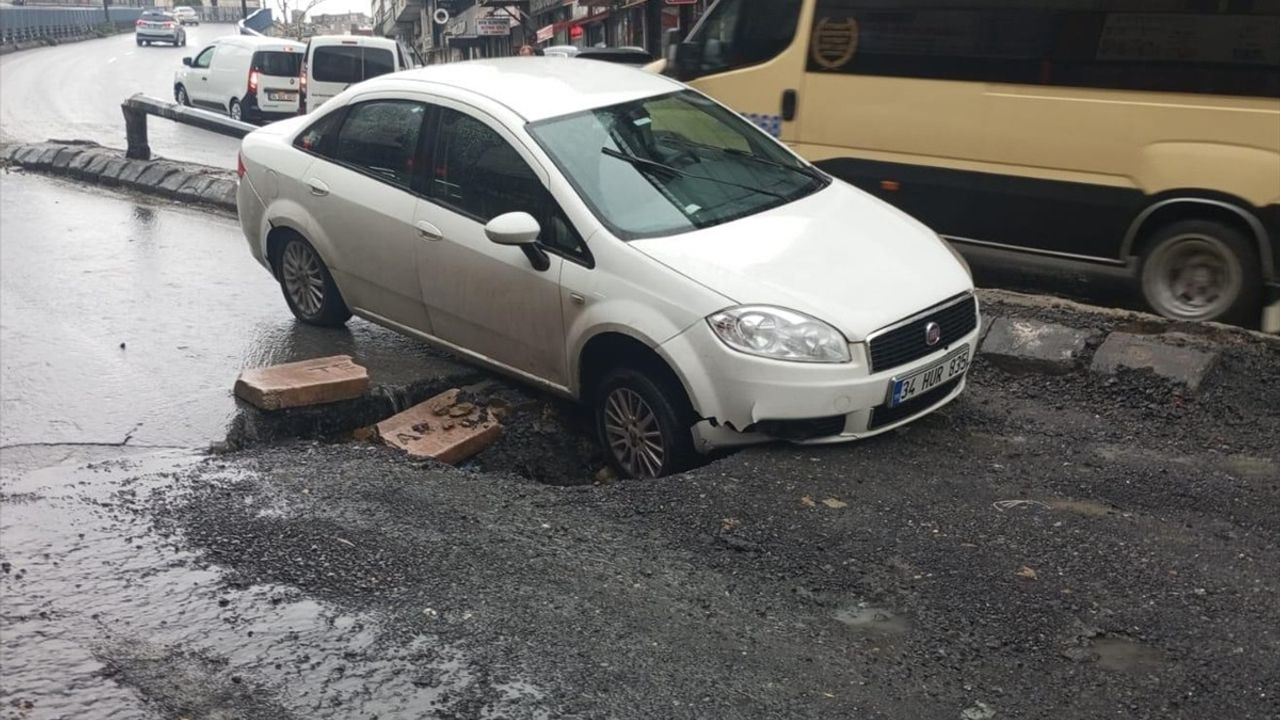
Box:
[1139,219,1261,326]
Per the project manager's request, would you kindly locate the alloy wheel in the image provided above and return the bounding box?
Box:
[281,241,325,318]
[602,387,666,479]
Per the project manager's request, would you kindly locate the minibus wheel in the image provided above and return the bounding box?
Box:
[1139,219,1261,325]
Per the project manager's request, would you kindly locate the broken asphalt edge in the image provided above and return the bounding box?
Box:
[2,140,237,214]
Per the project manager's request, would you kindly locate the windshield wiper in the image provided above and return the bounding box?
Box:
[658,136,827,183]
[601,146,788,200]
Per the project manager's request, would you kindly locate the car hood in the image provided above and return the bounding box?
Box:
[629,181,973,342]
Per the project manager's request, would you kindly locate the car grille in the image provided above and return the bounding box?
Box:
[867,376,963,431]
[751,415,847,441]
[868,295,977,373]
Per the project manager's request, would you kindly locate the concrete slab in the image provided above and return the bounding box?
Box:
[233,355,370,411]
[980,317,1097,374]
[67,150,100,177]
[376,388,502,465]
[201,178,237,209]
[83,153,112,178]
[1090,332,1217,391]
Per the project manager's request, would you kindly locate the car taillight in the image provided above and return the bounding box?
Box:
[164,21,174,28]
[237,152,246,178]
[247,69,260,94]
[135,19,144,26]
[298,64,307,114]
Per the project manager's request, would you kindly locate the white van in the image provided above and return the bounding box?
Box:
[174,36,306,124]
[299,35,417,114]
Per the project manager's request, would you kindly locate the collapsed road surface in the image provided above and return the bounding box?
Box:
[3,173,1280,719]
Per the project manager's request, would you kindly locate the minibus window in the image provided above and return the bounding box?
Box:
[683,0,802,78]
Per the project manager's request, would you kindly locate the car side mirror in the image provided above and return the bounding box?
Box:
[485,212,550,271]
[182,57,193,66]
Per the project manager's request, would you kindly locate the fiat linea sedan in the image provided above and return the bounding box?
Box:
[236,58,979,479]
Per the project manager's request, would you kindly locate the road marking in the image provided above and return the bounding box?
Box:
[124,51,134,56]
[107,57,118,64]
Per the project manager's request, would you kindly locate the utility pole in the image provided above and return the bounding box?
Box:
[241,0,249,21]
[644,0,662,56]
[102,0,110,26]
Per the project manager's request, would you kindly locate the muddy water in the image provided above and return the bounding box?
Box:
[0,448,542,718]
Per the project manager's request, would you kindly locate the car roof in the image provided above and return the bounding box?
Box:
[385,57,682,122]
[218,35,305,50]
[308,34,397,49]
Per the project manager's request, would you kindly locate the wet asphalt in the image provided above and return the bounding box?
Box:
[2,171,1278,718]
[0,24,244,169]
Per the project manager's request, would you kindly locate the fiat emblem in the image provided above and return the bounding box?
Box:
[925,321,942,346]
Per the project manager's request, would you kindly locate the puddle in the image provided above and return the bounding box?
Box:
[1093,636,1166,674]
[1049,498,1119,517]
[834,605,911,636]
[0,450,550,718]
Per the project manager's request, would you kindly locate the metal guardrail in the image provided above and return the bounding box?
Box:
[1,5,142,44]
[121,93,256,161]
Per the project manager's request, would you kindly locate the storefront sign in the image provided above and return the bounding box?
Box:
[476,16,510,36]
[536,24,554,42]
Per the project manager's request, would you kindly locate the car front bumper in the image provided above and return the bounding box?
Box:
[660,302,981,452]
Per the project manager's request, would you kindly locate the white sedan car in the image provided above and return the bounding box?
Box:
[236,59,979,479]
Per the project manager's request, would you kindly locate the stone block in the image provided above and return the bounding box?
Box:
[158,170,193,196]
[83,153,113,178]
[200,178,237,209]
[1090,332,1217,391]
[51,146,82,170]
[234,355,370,411]
[135,163,177,189]
[376,389,502,465]
[980,317,1097,374]
[116,159,150,184]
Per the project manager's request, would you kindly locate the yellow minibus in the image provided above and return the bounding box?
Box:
[666,0,1280,330]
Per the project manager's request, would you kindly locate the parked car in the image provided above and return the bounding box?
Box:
[299,35,414,114]
[175,36,305,123]
[236,59,979,479]
[135,9,185,47]
[172,6,199,25]
[542,45,580,58]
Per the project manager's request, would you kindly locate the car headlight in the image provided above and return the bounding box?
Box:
[941,237,972,279]
[707,306,851,363]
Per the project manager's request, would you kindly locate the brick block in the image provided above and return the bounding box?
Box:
[1090,332,1217,391]
[234,355,370,411]
[377,389,502,465]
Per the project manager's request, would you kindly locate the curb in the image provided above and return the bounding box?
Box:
[2,140,237,213]
[0,28,126,55]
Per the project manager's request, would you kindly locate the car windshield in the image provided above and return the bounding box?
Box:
[528,90,827,239]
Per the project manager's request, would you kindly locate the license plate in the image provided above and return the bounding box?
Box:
[267,91,298,102]
[888,347,970,408]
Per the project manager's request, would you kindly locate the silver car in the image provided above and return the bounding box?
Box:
[135,9,186,47]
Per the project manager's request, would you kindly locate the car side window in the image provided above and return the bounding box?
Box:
[331,100,426,190]
[294,110,342,155]
[193,46,215,69]
[431,108,587,261]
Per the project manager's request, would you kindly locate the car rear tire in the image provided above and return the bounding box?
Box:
[135,37,142,46]
[1139,219,1261,326]
[594,367,695,480]
[175,85,189,106]
[229,99,242,122]
[275,237,351,327]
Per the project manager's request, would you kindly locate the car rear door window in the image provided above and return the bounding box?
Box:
[431,108,587,261]
[253,51,302,77]
[312,46,396,84]
[332,100,426,189]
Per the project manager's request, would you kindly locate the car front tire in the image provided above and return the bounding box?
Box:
[175,84,189,106]
[1139,219,1261,326]
[275,237,351,327]
[594,367,695,480]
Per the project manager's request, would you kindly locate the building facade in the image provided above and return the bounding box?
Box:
[374,0,710,64]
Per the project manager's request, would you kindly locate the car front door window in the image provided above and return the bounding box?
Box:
[193,46,215,69]
[430,108,587,262]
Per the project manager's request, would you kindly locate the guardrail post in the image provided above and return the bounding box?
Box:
[122,103,150,160]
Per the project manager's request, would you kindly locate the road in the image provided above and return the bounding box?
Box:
[2,174,1280,719]
[0,23,242,169]
[0,172,465,450]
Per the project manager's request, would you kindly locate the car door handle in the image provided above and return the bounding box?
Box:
[305,178,329,197]
[415,220,443,241]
